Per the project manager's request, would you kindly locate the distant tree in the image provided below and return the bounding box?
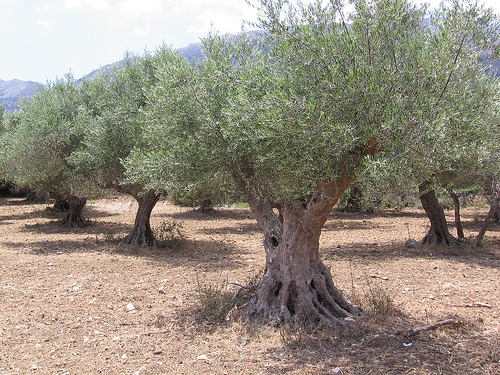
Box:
[70,47,193,245]
[149,0,500,325]
[1,75,92,226]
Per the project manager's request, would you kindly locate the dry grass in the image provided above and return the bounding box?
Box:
[0,196,499,374]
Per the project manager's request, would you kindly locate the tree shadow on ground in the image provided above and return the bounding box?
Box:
[322,239,500,270]
[170,207,255,222]
[258,320,499,374]
[4,233,252,272]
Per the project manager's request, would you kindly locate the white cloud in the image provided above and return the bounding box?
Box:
[37,19,55,32]
[63,0,111,11]
[118,0,164,17]
[134,24,152,36]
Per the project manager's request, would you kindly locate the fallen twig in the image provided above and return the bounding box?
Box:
[137,330,171,336]
[370,274,389,280]
[465,302,492,308]
[396,318,462,337]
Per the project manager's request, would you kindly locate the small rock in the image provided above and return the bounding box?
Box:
[126,303,136,313]
[153,348,163,355]
[331,367,343,374]
[197,354,209,361]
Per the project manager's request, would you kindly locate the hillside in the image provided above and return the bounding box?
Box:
[0,79,40,112]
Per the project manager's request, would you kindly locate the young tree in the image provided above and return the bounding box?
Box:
[1,75,91,226]
[151,0,500,325]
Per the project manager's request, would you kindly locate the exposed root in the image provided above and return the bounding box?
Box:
[421,230,468,249]
[247,268,359,327]
[121,228,155,246]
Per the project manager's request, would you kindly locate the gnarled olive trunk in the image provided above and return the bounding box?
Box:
[121,189,159,246]
[62,195,89,227]
[419,184,465,248]
[246,181,359,326]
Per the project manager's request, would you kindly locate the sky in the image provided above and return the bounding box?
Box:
[1,0,499,83]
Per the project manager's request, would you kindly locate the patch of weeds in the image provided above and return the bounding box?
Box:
[196,273,234,321]
[196,271,262,321]
[350,273,397,320]
[154,219,185,248]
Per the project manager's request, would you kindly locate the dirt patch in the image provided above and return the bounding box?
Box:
[1,197,499,374]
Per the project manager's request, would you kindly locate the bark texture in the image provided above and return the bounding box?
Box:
[121,189,159,246]
[246,180,361,326]
[53,193,70,212]
[62,195,89,227]
[419,184,465,248]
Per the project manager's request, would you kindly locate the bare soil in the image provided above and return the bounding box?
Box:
[0,196,499,375]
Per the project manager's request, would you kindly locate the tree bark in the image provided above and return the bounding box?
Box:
[121,189,159,246]
[476,182,500,247]
[448,190,464,239]
[62,195,89,227]
[246,179,360,326]
[53,193,70,212]
[419,184,465,248]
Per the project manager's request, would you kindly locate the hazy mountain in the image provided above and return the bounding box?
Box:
[0,79,40,112]
[1,42,205,112]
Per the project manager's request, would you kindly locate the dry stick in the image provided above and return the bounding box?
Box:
[397,318,462,337]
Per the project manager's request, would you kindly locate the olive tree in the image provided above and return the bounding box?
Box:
[1,75,92,226]
[70,48,193,246]
[148,0,500,325]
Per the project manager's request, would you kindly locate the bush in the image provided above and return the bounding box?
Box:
[153,219,185,248]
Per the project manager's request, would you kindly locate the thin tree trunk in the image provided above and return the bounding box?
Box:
[448,190,464,239]
[419,184,465,248]
[476,182,500,247]
[62,195,89,227]
[121,189,159,246]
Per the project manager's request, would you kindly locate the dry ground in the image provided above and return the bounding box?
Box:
[0,196,499,375]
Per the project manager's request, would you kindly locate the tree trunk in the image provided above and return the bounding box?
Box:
[53,193,70,212]
[246,180,360,326]
[476,182,500,247]
[121,189,159,246]
[62,195,89,227]
[196,198,216,213]
[419,184,465,248]
[448,190,464,239]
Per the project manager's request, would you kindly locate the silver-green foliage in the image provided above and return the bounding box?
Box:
[151,0,500,206]
[2,74,88,194]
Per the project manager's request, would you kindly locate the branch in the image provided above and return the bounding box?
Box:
[396,318,462,337]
